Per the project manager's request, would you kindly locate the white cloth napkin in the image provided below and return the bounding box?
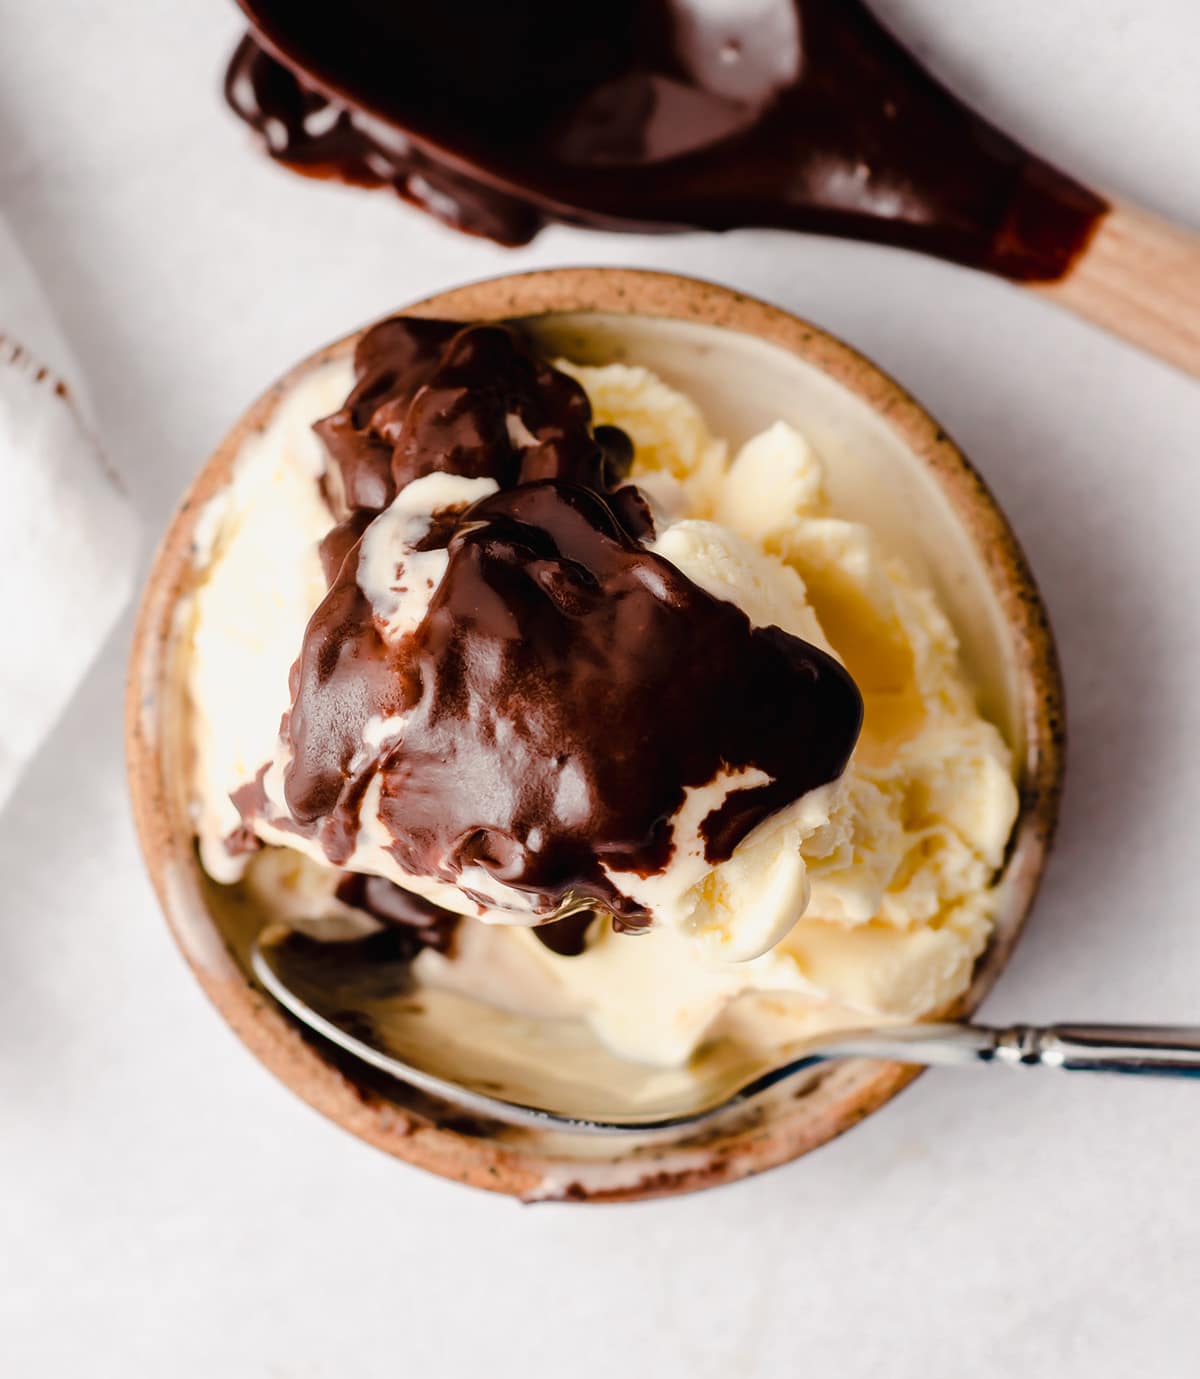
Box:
[0,217,138,809]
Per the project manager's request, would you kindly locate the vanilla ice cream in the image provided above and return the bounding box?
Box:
[185,319,1018,1068]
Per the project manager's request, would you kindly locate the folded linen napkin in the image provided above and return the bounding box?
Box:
[0,217,138,810]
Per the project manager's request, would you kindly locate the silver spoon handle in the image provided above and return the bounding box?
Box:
[988,1024,1200,1076]
[830,1023,1200,1076]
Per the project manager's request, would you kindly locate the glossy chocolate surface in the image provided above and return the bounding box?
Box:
[226,0,1105,277]
[335,872,460,957]
[240,319,862,928]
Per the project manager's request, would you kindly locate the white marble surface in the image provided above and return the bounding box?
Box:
[3,2,1199,1375]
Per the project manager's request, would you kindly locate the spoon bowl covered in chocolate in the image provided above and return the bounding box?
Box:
[225,2,1200,378]
[227,0,1104,278]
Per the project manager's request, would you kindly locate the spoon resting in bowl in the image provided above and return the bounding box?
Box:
[252,925,1200,1136]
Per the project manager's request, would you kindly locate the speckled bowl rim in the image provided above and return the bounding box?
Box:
[126,268,1065,1203]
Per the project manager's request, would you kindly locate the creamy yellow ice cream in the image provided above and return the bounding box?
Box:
[187,352,1018,1069]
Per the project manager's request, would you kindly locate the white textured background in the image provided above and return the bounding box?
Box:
[3,2,1199,1375]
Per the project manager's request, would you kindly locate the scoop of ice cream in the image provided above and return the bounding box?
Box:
[186,332,1018,1068]
[188,357,355,883]
[421,359,1019,1063]
[220,319,862,953]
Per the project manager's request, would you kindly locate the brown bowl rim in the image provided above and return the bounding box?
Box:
[126,267,1065,1203]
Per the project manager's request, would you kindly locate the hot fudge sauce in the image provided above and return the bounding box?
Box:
[235,318,863,932]
[226,0,1106,278]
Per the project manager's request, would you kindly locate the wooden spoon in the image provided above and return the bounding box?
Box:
[226,0,1200,378]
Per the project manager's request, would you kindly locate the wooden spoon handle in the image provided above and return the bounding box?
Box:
[1033,201,1200,379]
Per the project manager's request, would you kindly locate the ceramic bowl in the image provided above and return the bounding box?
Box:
[126,268,1064,1202]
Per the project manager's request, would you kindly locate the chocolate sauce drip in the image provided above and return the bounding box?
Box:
[315,319,642,523]
[533,912,596,958]
[229,765,274,844]
[226,1,1106,279]
[318,509,373,583]
[224,35,542,244]
[335,872,460,956]
[272,925,437,987]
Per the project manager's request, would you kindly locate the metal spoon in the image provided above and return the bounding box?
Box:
[252,928,1200,1136]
